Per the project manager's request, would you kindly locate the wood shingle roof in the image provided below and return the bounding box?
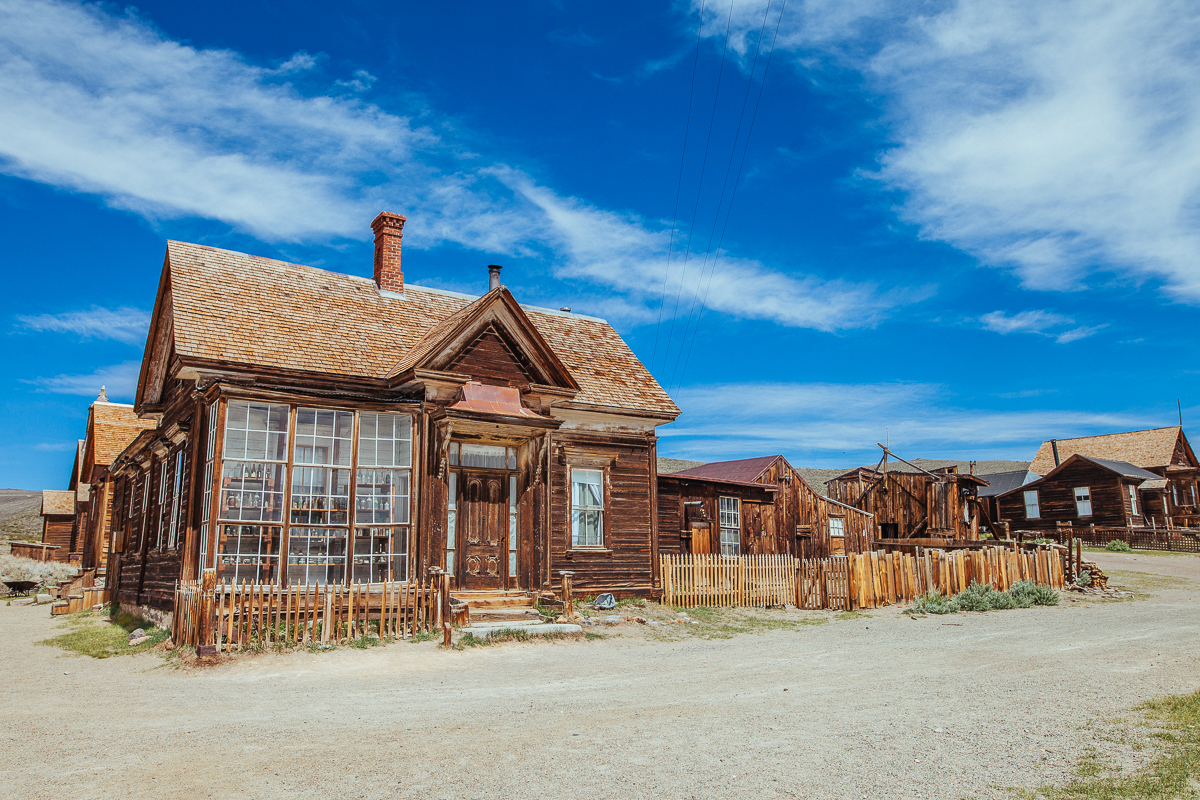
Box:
[162,241,678,418]
[1029,427,1187,475]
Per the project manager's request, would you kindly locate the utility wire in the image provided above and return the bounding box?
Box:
[659,0,736,379]
[672,0,789,394]
[667,0,775,392]
[651,0,708,375]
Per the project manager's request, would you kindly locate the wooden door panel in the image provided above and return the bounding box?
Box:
[460,472,508,590]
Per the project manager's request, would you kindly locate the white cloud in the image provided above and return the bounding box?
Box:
[24,360,140,400]
[15,306,150,345]
[704,0,1200,300]
[0,0,903,334]
[979,309,1104,344]
[660,380,1153,465]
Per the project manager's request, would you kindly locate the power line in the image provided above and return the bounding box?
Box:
[672,0,789,394]
[651,0,708,375]
[667,0,775,392]
[659,0,736,379]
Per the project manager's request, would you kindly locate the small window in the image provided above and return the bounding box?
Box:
[1172,483,1179,506]
[1128,485,1139,517]
[1024,490,1040,519]
[1191,484,1197,505]
[718,497,740,556]
[829,517,846,538]
[570,468,604,548]
[1074,486,1092,517]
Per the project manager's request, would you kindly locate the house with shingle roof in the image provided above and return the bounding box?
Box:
[109,212,680,612]
[45,390,157,571]
[656,455,874,558]
[1021,427,1200,529]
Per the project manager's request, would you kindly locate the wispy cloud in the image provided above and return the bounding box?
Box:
[15,306,150,345]
[0,0,907,334]
[979,309,1104,344]
[660,380,1150,466]
[24,360,140,400]
[33,442,76,452]
[704,0,1200,301]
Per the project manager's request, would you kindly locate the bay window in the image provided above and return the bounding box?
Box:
[210,401,414,586]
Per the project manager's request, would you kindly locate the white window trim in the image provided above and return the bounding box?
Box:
[718,496,741,556]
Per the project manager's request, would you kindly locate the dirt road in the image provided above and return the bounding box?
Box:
[3,551,1198,800]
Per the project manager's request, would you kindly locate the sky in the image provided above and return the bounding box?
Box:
[3,0,1200,490]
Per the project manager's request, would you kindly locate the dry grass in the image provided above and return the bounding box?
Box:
[0,553,77,589]
[1031,689,1200,799]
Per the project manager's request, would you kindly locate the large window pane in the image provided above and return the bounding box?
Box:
[290,467,350,524]
[223,401,289,461]
[216,524,280,584]
[219,462,286,522]
[357,413,412,468]
[355,468,410,524]
[294,408,353,466]
[287,527,348,585]
[353,527,409,582]
[571,469,604,547]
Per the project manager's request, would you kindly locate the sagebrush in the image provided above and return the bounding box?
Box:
[908,580,1058,615]
[0,554,77,588]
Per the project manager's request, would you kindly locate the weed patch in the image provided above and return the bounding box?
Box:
[906,581,1057,617]
[39,608,168,658]
[1033,689,1200,799]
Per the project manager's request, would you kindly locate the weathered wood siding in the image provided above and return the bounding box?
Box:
[550,433,656,595]
[997,460,1139,531]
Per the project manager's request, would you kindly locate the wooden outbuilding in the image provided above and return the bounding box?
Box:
[39,490,76,563]
[825,453,988,540]
[1028,427,1200,528]
[995,454,1161,533]
[658,455,874,559]
[106,211,680,612]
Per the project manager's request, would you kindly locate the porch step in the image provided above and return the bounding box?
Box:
[468,607,544,624]
[451,591,537,610]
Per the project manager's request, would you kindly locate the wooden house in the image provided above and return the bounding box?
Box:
[658,455,874,559]
[107,211,680,613]
[67,391,158,578]
[825,461,988,540]
[995,454,1161,533]
[1028,427,1200,528]
[975,468,1037,533]
[38,490,76,563]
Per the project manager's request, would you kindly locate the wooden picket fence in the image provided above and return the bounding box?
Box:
[661,546,1065,611]
[660,554,798,608]
[173,577,441,652]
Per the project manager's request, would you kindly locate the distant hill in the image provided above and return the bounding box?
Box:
[0,489,43,549]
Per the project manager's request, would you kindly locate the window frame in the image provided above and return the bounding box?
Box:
[569,466,607,550]
[1023,490,1041,519]
[718,496,741,556]
[829,516,846,539]
[210,398,416,587]
[1073,486,1092,518]
[1128,484,1139,517]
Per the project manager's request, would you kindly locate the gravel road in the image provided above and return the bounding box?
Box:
[2,551,1198,800]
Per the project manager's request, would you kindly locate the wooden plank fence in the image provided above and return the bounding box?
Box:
[173,575,441,652]
[661,546,1065,611]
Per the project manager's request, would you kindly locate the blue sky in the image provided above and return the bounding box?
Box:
[3,0,1200,490]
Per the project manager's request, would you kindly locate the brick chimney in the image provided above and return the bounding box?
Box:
[371,211,407,294]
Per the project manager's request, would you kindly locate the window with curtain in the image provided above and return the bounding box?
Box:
[571,468,604,547]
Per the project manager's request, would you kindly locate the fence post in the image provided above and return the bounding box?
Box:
[441,570,452,646]
[560,571,575,618]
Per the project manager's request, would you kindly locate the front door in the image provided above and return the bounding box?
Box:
[459,472,508,590]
